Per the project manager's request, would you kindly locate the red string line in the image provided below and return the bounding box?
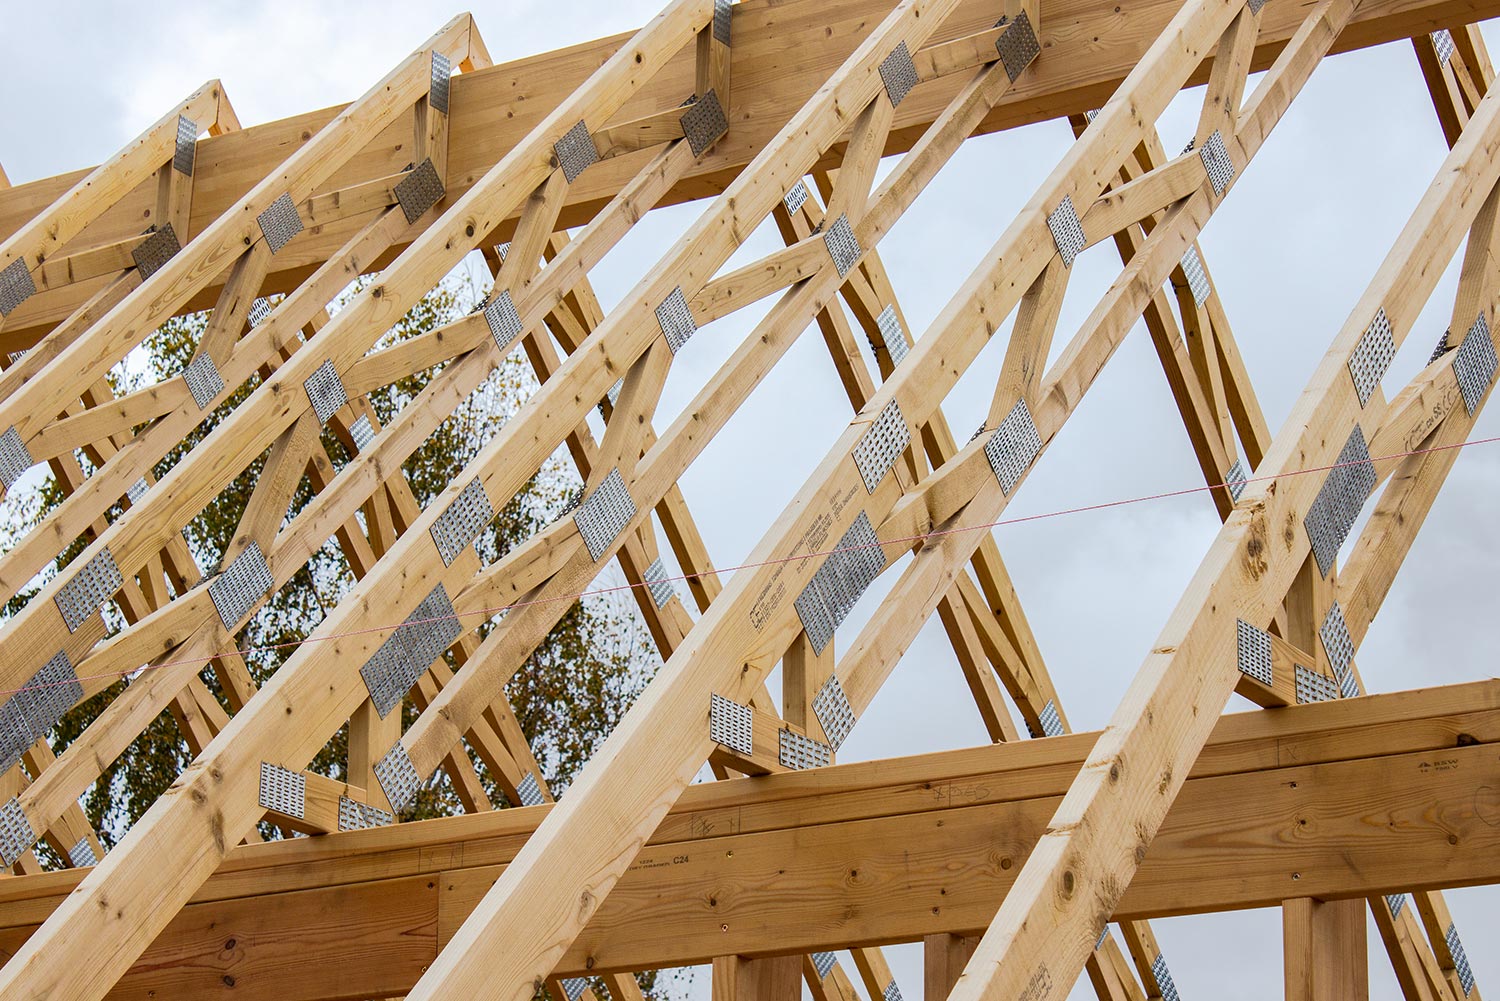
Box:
[4,431,1497,701]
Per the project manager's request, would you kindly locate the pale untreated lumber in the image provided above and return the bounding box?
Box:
[0,680,1493,1000]
[0,0,1490,347]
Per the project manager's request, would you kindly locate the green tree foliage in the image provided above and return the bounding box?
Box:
[1,275,661,849]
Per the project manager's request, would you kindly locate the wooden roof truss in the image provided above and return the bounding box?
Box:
[0,0,1493,998]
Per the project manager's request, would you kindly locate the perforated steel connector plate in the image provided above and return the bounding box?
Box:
[126,477,149,504]
[0,649,83,775]
[823,213,861,278]
[1446,922,1474,996]
[338,795,395,831]
[795,512,885,657]
[0,425,33,490]
[0,258,36,317]
[360,584,462,718]
[710,693,753,755]
[813,953,838,979]
[1338,664,1360,699]
[1180,245,1211,306]
[1236,619,1273,687]
[1247,0,1270,15]
[516,771,545,807]
[1032,699,1064,737]
[562,978,589,1001]
[812,673,857,750]
[132,224,181,280]
[656,286,697,353]
[484,288,524,352]
[0,798,36,867]
[1047,194,1085,268]
[1295,663,1339,704]
[402,585,462,677]
[55,547,123,633]
[1319,601,1354,686]
[779,727,832,769]
[430,477,494,567]
[395,158,445,224]
[1200,130,1235,195]
[1349,308,1396,408]
[783,180,809,215]
[1152,955,1180,1001]
[1430,328,1451,364]
[1386,893,1407,918]
[209,541,273,631]
[1303,423,1376,577]
[1225,457,1248,503]
[875,304,909,366]
[174,115,198,175]
[1432,28,1456,64]
[68,836,98,868]
[680,90,728,158]
[258,762,307,819]
[985,399,1042,494]
[883,981,903,1001]
[1453,311,1497,416]
[996,11,1040,82]
[554,120,599,184]
[350,414,376,452]
[183,353,225,410]
[574,468,636,561]
[644,557,676,608]
[304,359,348,426]
[248,296,273,328]
[852,400,910,493]
[879,41,918,107]
[713,0,732,44]
[374,742,421,813]
[430,52,452,115]
[257,193,304,254]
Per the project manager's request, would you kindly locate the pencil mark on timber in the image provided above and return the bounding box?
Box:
[1474,785,1500,826]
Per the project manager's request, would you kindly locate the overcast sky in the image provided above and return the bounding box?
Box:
[4,3,1499,1000]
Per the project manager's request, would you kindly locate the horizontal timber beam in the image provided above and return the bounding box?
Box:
[0,0,1491,346]
[0,679,1495,999]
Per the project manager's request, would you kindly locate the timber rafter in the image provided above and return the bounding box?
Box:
[0,0,1494,999]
